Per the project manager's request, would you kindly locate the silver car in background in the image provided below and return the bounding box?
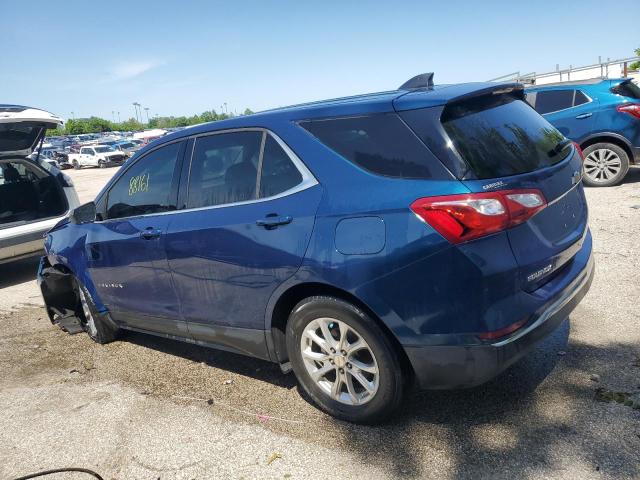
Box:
[0,105,80,263]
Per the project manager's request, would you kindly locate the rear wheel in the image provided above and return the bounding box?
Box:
[582,143,629,187]
[286,296,404,423]
[76,281,119,344]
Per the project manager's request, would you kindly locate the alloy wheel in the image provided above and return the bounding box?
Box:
[78,287,98,338]
[300,317,379,405]
[583,148,622,183]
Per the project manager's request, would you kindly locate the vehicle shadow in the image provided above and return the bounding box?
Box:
[620,165,640,185]
[0,255,40,289]
[125,317,638,478]
[122,330,298,390]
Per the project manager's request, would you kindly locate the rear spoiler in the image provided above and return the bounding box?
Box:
[394,81,524,112]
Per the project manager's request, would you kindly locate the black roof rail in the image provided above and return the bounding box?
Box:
[399,72,434,90]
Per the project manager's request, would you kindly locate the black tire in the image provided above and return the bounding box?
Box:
[76,281,119,344]
[98,160,106,169]
[582,142,629,187]
[72,160,80,170]
[286,296,404,423]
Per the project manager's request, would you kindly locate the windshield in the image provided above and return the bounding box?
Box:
[94,146,115,153]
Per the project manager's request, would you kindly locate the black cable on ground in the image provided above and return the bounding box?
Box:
[12,467,104,480]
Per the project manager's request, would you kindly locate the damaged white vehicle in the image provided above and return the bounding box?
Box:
[0,105,80,263]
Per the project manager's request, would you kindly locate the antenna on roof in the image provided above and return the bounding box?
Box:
[399,72,434,90]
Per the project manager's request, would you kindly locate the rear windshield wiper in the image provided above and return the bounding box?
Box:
[547,138,572,158]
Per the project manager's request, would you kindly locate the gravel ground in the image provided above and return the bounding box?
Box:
[0,168,638,479]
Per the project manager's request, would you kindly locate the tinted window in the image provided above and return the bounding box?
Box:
[80,148,93,155]
[436,96,569,179]
[106,142,181,219]
[259,136,303,198]
[611,80,640,99]
[187,131,262,208]
[300,113,437,179]
[534,90,574,114]
[574,90,590,106]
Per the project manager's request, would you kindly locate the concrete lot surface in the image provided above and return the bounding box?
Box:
[0,167,639,479]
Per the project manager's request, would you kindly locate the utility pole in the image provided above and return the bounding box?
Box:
[112,111,115,122]
[71,111,75,120]
[132,102,141,122]
[117,111,121,123]
[144,107,150,124]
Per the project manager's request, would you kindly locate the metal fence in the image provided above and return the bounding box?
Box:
[489,56,640,85]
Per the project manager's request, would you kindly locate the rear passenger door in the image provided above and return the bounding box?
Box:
[165,130,321,358]
[529,89,595,142]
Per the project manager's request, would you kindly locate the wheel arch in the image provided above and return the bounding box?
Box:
[580,133,635,164]
[267,281,414,379]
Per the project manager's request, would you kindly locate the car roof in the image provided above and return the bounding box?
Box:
[525,77,629,90]
[152,81,520,148]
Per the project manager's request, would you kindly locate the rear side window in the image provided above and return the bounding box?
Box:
[187,131,262,208]
[574,90,590,106]
[611,80,640,99]
[259,135,302,198]
[403,96,569,180]
[106,142,181,219]
[533,90,574,114]
[299,113,439,179]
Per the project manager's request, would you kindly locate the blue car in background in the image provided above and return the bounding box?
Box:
[38,74,594,423]
[525,78,640,187]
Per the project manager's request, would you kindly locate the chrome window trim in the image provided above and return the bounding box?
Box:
[97,127,318,223]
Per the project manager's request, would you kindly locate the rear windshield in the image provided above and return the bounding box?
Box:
[404,96,570,180]
[0,124,41,152]
[299,113,445,179]
[611,80,640,99]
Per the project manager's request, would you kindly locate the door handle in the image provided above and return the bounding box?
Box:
[140,227,162,239]
[256,215,293,229]
[575,113,592,119]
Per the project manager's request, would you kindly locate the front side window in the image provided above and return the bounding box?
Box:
[81,148,93,155]
[106,141,181,219]
[533,90,575,114]
[259,135,303,198]
[187,131,262,208]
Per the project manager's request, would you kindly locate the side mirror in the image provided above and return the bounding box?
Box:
[70,201,96,224]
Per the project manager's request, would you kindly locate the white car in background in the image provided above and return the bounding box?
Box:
[67,144,127,169]
[0,105,80,263]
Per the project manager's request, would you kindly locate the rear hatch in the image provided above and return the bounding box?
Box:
[398,85,588,291]
[0,105,63,157]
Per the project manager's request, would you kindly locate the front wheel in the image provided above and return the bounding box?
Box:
[286,296,404,423]
[76,281,119,344]
[98,160,106,169]
[582,143,629,187]
[72,160,80,169]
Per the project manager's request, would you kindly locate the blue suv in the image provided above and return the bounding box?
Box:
[525,78,640,187]
[38,74,594,423]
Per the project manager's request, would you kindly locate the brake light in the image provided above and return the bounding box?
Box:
[616,103,640,120]
[410,189,546,244]
[572,142,584,161]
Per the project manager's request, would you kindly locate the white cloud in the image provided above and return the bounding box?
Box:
[109,60,165,80]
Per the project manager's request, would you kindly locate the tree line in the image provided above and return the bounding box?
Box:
[47,108,254,136]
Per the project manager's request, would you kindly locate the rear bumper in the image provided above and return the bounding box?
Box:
[405,250,594,389]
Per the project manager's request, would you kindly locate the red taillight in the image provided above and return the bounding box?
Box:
[572,141,584,161]
[477,318,528,341]
[616,103,640,120]
[410,189,547,244]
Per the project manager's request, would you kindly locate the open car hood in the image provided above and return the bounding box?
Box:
[0,105,63,157]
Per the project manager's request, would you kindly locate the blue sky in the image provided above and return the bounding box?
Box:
[2,0,638,121]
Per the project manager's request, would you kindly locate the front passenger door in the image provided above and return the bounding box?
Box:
[86,141,188,337]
